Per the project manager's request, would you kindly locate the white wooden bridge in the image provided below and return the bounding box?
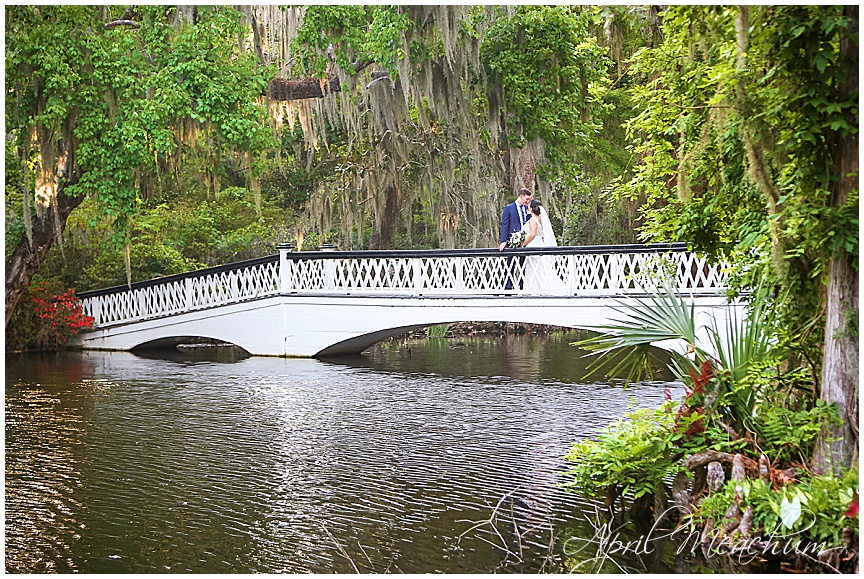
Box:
[72,243,740,357]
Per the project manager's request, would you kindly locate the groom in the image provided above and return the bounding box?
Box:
[499,188,532,289]
[499,188,533,251]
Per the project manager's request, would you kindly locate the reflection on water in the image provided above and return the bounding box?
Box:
[356,333,676,384]
[132,344,252,364]
[6,335,682,573]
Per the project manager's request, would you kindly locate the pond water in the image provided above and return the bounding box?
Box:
[6,333,689,573]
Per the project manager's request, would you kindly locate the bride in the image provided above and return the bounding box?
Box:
[520,199,565,292]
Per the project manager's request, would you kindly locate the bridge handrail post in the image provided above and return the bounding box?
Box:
[278,244,292,293]
[677,252,691,293]
[412,257,423,296]
[136,289,145,321]
[568,254,578,296]
[185,277,194,311]
[324,259,336,291]
[608,254,620,293]
[88,297,102,327]
[230,271,239,302]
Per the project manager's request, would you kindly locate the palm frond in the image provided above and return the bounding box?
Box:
[706,287,774,382]
[573,284,705,382]
[703,288,776,421]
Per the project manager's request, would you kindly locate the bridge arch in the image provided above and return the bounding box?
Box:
[129,336,248,353]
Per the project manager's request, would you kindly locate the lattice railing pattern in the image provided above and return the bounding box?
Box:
[571,252,720,295]
[81,260,280,327]
[283,252,726,296]
[79,248,727,329]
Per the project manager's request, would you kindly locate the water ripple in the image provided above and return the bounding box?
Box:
[6,339,682,573]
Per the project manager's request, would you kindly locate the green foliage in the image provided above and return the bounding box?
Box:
[293,6,411,79]
[40,186,288,291]
[564,284,850,554]
[563,400,742,500]
[574,282,782,436]
[298,231,320,251]
[259,122,347,215]
[4,145,29,262]
[564,402,681,500]
[293,6,370,76]
[482,6,611,184]
[697,469,858,547]
[754,400,843,465]
[5,5,275,243]
[425,324,451,338]
[614,5,858,368]
[574,295,680,382]
[564,376,849,548]
[562,191,634,246]
[284,6,648,251]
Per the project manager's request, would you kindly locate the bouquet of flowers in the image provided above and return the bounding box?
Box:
[507,230,526,248]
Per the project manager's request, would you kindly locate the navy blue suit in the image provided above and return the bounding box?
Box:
[500,201,529,289]
[500,201,529,245]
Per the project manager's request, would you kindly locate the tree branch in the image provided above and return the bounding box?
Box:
[268,76,342,100]
[105,19,141,30]
[266,60,376,102]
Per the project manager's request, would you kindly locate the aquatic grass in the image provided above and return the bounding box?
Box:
[425,323,452,338]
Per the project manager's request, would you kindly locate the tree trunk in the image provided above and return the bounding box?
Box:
[735,6,790,284]
[813,5,859,474]
[5,179,84,327]
[368,183,402,250]
[814,247,860,473]
[510,145,535,194]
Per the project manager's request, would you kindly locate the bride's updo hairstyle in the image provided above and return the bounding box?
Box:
[530,199,542,216]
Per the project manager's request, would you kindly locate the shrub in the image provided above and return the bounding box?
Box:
[754,400,843,465]
[563,396,744,502]
[563,401,681,500]
[696,468,858,548]
[6,281,94,351]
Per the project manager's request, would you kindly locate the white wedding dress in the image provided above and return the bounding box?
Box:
[520,208,566,293]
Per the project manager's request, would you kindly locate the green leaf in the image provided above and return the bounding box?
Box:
[780,495,802,529]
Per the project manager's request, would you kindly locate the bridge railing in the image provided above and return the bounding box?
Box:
[78,255,281,328]
[77,243,728,328]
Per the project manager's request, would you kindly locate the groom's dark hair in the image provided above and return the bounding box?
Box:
[517,188,532,197]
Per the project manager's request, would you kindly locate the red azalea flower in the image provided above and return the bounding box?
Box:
[845,493,859,518]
